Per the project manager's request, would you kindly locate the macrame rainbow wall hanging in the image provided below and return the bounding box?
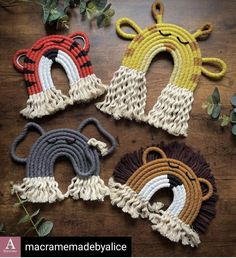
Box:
[13,32,106,119]
[11,118,117,203]
[109,142,217,247]
[96,0,227,137]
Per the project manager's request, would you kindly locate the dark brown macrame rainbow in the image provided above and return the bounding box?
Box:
[113,142,217,234]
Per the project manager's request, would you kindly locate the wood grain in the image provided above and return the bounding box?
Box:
[0,0,236,256]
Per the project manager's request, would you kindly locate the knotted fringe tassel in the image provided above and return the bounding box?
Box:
[96,66,147,121]
[65,175,109,201]
[69,74,107,103]
[148,84,194,137]
[21,88,71,119]
[150,211,200,247]
[12,177,64,203]
[108,178,163,219]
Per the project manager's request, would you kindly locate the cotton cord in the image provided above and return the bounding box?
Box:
[13,33,107,119]
[109,144,215,247]
[96,0,226,137]
[11,118,117,203]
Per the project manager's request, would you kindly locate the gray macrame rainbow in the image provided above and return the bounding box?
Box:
[11,118,117,203]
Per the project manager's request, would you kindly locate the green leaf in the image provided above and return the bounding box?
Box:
[212,87,220,104]
[38,221,53,237]
[43,6,50,23]
[207,95,213,104]
[231,93,236,107]
[18,214,31,224]
[230,109,236,123]
[103,2,111,12]
[13,199,28,207]
[80,0,86,14]
[211,104,221,119]
[220,115,230,127]
[96,14,105,27]
[207,103,214,116]
[48,8,64,22]
[104,7,115,17]
[232,125,236,135]
[92,0,107,10]
[31,209,40,219]
[0,223,4,232]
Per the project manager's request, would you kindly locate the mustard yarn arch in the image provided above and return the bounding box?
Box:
[96,1,227,137]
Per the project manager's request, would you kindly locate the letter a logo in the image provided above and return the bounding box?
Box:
[5,238,16,250]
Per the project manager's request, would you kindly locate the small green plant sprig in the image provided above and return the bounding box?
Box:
[14,191,53,236]
[0,186,53,237]
[202,87,236,135]
[0,0,115,30]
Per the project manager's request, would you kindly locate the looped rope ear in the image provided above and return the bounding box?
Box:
[201,57,227,79]
[11,122,45,164]
[69,32,90,52]
[142,146,167,164]
[116,18,143,40]
[198,178,213,201]
[13,49,29,72]
[78,118,117,156]
[193,23,213,40]
[152,0,164,24]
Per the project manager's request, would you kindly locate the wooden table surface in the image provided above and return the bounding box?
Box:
[0,0,236,256]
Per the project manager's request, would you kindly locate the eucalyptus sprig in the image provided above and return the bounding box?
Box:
[14,191,53,237]
[202,87,236,135]
[0,0,115,30]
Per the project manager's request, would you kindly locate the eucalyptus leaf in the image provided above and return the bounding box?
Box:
[79,0,86,14]
[103,2,111,12]
[220,115,230,127]
[212,87,220,104]
[207,95,213,104]
[31,209,40,219]
[0,223,4,232]
[207,103,214,116]
[104,7,114,17]
[92,0,107,10]
[18,214,31,224]
[231,93,236,107]
[232,125,236,136]
[43,6,50,23]
[38,221,53,237]
[211,104,221,119]
[230,110,236,123]
[96,13,105,27]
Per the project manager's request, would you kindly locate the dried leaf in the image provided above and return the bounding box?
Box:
[38,221,53,237]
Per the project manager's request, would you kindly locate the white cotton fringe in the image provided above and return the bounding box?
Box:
[108,178,164,219]
[150,211,200,247]
[69,74,107,103]
[96,66,147,122]
[21,88,71,119]
[65,175,109,201]
[11,177,65,203]
[148,84,194,137]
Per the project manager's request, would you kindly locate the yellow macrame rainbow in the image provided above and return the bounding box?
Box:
[96,1,227,136]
